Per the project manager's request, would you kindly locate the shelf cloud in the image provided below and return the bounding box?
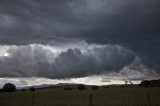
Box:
[0,0,160,80]
[0,42,135,78]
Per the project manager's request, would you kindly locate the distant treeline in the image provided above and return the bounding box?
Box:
[1,79,160,92]
[139,79,160,87]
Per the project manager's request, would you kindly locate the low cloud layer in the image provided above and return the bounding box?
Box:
[0,42,135,79]
[0,0,159,80]
[102,57,160,82]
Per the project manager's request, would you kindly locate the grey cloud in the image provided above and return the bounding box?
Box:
[0,43,135,79]
[0,0,159,44]
[0,78,28,88]
[0,0,160,77]
[101,57,160,82]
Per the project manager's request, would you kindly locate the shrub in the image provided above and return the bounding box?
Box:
[77,84,86,90]
[139,79,160,87]
[91,85,99,90]
[30,87,36,92]
[103,86,110,89]
[22,89,26,91]
[64,87,72,90]
[72,87,76,89]
[139,80,151,88]
[2,83,16,92]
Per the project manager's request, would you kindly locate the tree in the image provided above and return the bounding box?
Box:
[2,83,16,92]
[140,79,160,87]
[30,87,36,92]
[139,80,151,88]
[64,87,72,90]
[151,79,160,87]
[77,84,86,90]
[91,85,99,90]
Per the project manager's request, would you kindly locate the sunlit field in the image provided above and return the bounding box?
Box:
[0,85,160,106]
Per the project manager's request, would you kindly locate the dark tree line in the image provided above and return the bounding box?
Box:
[0,83,37,92]
[139,79,160,87]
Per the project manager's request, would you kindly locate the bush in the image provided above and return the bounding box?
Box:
[64,87,72,90]
[139,80,151,88]
[2,83,16,92]
[91,85,99,90]
[77,84,86,90]
[22,88,26,91]
[139,79,160,87]
[103,86,110,89]
[30,87,36,92]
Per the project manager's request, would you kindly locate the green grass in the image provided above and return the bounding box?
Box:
[0,86,160,106]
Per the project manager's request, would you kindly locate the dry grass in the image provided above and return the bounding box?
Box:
[0,86,160,106]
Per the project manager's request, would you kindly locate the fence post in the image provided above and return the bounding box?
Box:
[32,93,35,106]
[89,93,93,106]
[147,90,150,106]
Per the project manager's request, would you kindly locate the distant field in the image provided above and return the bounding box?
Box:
[0,86,160,106]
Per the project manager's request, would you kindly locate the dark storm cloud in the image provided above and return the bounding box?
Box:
[0,0,159,44]
[0,0,160,77]
[0,44,135,78]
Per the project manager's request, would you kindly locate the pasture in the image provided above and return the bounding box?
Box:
[0,85,160,106]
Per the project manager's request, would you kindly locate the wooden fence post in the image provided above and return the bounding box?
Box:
[89,93,93,106]
[32,93,35,106]
[147,90,150,106]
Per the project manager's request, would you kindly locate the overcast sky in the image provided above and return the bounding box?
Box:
[0,0,160,85]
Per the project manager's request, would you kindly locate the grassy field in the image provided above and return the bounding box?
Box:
[0,85,160,106]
